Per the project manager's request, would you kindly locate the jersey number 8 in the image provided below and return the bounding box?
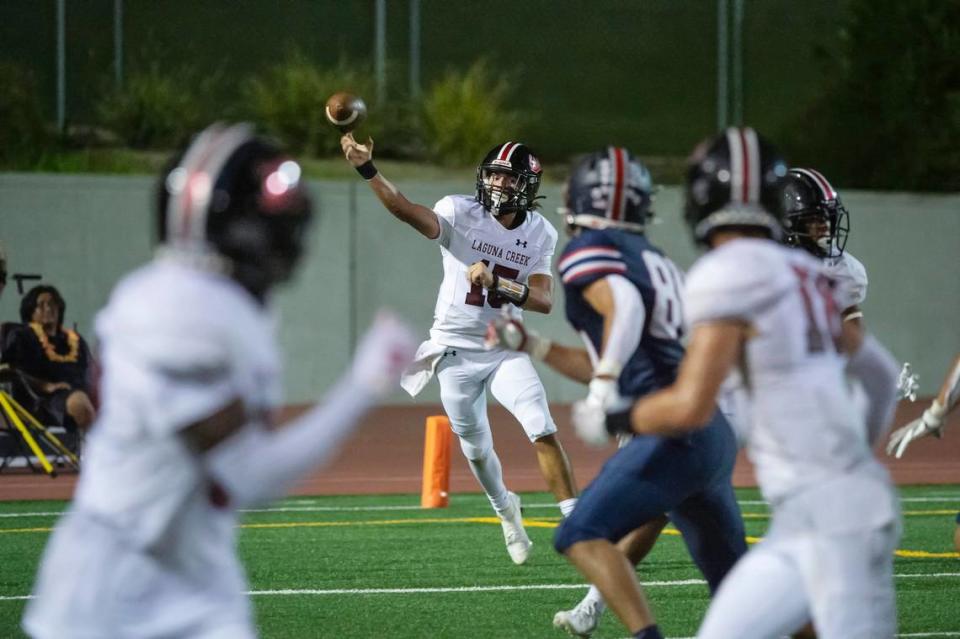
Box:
[642,251,685,340]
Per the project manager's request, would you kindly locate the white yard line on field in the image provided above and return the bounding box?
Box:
[2,572,958,602]
[1,495,956,519]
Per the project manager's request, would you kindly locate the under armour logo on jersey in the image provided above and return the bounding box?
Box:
[516,239,527,248]
[444,349,457,357]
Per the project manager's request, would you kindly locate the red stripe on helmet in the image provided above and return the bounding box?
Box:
[738,129,751,203]
[497,142,518,162]
[609,147,625,221]
[803,168,837,201]
[178,132,227,241]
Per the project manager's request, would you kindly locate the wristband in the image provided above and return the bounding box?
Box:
[927,399,946,422]
[605,409,633,436]
[594,358,623,379]
[493,276,530,306]
[356,160,378,180]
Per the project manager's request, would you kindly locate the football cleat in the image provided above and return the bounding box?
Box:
[499,491,533,565]
[553,597,603,637]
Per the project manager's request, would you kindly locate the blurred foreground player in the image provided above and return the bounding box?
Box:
[601,128,901,639]
[23,123,416,639]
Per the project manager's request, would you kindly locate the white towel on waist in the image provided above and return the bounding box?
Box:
[400,339,448,397]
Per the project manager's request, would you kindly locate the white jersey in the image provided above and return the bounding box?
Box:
[430,195,558,349]
[823,251,867,311]
[24,259,281,637]
[685,239,878,504]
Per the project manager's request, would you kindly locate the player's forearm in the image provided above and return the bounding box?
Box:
[629,385,713,436]
[521,285,552,313]
[847,334,899,445]
[627,323,740,436]
[936,354,960,413]
[542,343,594,384]
[206,375,376,507]
[367,174,439,239]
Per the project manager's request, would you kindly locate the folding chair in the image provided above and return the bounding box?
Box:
[0,366,81,477]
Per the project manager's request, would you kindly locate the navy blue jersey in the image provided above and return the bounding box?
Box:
[557,228,685,398]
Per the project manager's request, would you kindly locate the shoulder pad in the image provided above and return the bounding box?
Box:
[685,240,793,325]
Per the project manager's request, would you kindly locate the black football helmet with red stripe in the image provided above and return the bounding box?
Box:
[560,146,655,235]
[782,168,849,258]
[156,123,314,300]
[475,142,543,217]
[683,127,788,246]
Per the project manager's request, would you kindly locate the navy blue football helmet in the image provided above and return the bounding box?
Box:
[560,147,655,234]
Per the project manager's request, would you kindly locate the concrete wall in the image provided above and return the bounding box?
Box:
[1,173,958,403]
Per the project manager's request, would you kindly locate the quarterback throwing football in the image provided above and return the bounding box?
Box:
[342,134,579,564]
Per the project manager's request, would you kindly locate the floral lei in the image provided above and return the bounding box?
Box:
[29,322,80,364]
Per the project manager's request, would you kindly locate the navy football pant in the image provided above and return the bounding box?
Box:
[554,410,746,592]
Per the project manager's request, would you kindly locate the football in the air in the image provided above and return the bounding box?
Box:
[325,92,367,133]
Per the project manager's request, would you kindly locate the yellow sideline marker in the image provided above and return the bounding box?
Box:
[421,415,452,508]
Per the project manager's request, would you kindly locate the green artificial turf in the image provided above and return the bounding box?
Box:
[0,486,957,638]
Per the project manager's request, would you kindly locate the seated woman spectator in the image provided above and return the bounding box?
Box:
[1,285,95,433]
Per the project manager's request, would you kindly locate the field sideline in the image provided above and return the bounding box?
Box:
[0,486,958,638]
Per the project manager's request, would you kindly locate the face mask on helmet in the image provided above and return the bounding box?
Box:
[781,168,849,259]
[156,123,314,300]
[475,142,542,217]
[559,147,655,235]
[683,127,788,248]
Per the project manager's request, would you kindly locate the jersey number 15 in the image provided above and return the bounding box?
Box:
[465,260,521,309]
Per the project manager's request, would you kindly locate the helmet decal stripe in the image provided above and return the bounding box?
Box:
[609,147,626,221]
[168,125,230,243]
[726,128,744,203]
[497,141,519,163]
[797,167,837,201]
[179,124,254,244]
[744,127,761,203]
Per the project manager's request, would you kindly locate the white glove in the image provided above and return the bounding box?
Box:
[484,311,551,359]
[586,377,619,410]
[350,311,418,397]
[886,399,946,459]
[571,397,610,447]
[895,362,920,401]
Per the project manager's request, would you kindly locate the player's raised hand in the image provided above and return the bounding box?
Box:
[467,261,494,289]
[886,399,946,458]
[341,132,374,167]
[895,362,920,402]
[350,311,417,396]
